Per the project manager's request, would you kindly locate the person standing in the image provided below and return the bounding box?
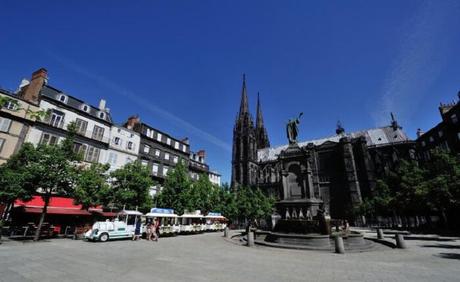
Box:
[151,218,159,242]
[132,219,142,241]
[146,221,152,241]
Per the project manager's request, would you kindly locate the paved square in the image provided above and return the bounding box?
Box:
[1,233,460,282]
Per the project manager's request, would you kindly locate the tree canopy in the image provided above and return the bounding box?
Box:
[108,161,154,213]
[73,163,111,209]
[357,149,460,227]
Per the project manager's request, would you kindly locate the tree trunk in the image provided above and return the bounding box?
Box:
[440,208,448,228]
[33,195,50,241]
[1,202,13,221]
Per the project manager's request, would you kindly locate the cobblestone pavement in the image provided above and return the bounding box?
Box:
[1,232,460,282]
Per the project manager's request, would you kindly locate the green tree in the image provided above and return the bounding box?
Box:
[73,163,111,209]
[155,161,191,215]
[423,149,460,225]
[182,173,220,215]
[109,161,154,213]
[0,144,36,220]
[356,179,394,219]
[234,186,274,227]
[215,183,238,220]
[5,122,81,241]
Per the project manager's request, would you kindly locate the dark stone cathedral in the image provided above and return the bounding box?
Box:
[231,77,416,223]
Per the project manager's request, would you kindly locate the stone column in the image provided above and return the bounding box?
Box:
[281,170,289,200]
[305,158,314,199]
[247,231,255,247]
[340,137,363,223]
[356,136,376,196]
[334,236,345,254]
[377,228,384,239]
[395,234,407,249]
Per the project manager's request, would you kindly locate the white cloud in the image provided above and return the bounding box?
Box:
[374,0,459,126]
[46,52,232,153]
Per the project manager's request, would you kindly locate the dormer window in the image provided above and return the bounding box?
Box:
[98,111,105,119]
[58,94,68,103]
[81,104,90,113]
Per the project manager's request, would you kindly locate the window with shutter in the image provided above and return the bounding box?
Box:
[0,117,12,132]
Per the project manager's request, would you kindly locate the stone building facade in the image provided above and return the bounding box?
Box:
[416,91,460,159]
[105,124,140,172]
[0,88,39,164]
[231,77,416,222]
[18,69,113,165]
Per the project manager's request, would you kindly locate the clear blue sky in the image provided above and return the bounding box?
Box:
[1,1,460,184]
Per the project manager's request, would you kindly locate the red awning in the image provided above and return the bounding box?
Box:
[14,196,101,216]
[23,207,92,216]
[93,211,117,217]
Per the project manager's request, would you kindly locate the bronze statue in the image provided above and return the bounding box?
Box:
[287,112,303,144]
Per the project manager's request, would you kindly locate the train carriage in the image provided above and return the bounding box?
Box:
[205,212,227,231]
[179,210,204,233]
[144,208,180,235]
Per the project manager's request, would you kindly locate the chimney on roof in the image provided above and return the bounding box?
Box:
[99,99,106,111]
[197,150,206,163]
[125,115,140,130]
[416,128,424,138]
[181,137,189,145]
[197,150,206,158]
[18,68,47,104]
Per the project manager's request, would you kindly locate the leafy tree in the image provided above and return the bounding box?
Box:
[0,144,36,220]
[182,173,220,215]
[234,186,274,227]
[356,179,394,219]
[155,161,191,215]
[393,160,427,215]
[73,163,110,209]
[109,161,154,213]
[422,149,460,225]
[214,183,238,220]
[0,122,80,241]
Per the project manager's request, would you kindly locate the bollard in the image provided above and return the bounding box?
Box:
[224,227,229,238]
[377,228,384,239]
[395,234,407,249]
[247,231,255,247]
[334,235,345,254]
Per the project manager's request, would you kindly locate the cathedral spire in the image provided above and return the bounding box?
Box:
[255,92,270,149]
[256,92,264,129]
[239,74,249,116]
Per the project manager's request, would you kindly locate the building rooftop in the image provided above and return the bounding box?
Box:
[40,84,113,124]
[258,125,410,162]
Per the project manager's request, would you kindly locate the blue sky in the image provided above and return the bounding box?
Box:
[1,1,460,184]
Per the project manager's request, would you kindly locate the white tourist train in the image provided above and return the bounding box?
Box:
[179,210,205,233]
[85,209,227,242]
[205,212,227,231]
[144,208,180,235]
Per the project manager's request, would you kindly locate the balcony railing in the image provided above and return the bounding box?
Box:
[189,160,209,171]
[41,117,109,143]
[43,116,65,129]
[77,128,109,143]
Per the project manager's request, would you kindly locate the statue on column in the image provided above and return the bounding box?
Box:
[286,112,303,144]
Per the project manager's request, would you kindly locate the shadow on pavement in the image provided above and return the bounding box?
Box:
[435,253,460,260]
[421,244,460,249]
